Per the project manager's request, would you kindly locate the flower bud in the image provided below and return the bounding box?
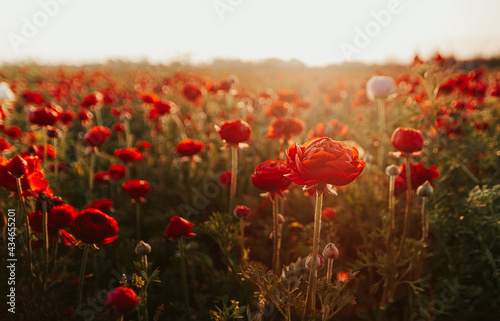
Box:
[6,155,28,178]
[417,180,434,197]
[323,243,339,260]
[135,240,151,256]
[277,214,285,225]
[366,76,395,100]
[305,253,324,271]
[234,205,250,219]
[385,164,401,177]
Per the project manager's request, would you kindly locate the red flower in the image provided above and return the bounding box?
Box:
[216,119,251,146]
[83,126,111,147]
[29,204,76,234]
[182,83,204,103]
[80,92,103,108]
[285,137,366,189]
[164,216,195,240]
[135,141,151,151]
[94,172,110,185]
[122,179,150,202]
[395,161,439,195]
[0,156,48,194]
[265,101,288,118]
[251,160,292,200]
[266,117,305,141]
[71,208,119,244]
[28,106,58,126]
[321,207,336,220]
[6,155,28,178]
[152,100,176,117]
[277,90,301,104]
[337,271,349,283]
[175,138,205,157]
[21,90,44,105]
[138,92,159,104]
[234,205,250,218]
[84,199,114,215]
[391,127,424,154]
[114,148,143,163]
[77,109,93,123]
[58,110,75,126]
[0,138,11,152]
[108,164,126,180]
[219,171,232,186]
[3,126,22,139]
[107,287,138,316]
[113,123,125,133]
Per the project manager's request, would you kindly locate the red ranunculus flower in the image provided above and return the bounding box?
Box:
[108,164,126,180]
[0,138,11,152]
[28,106,59,126]
[83,126,111,147]
[6,155,28,178]
[58,110,75,126]
[395,161,439,195]
[285,137,366,189]
[391,127,424,154]
[266,117,305,141]
[77,109,93,123]
[182,83,204,103]
[175,138,205,157]
[265,101,288,118]
[80,92,103,108]
[114,148,143,163]
[135,141,151,151]
[321,207,336,220]
[216,119,251,146]
[251,160,292,200]
[3,126,22,139]
[122,179,150,202]
[234,205,250,218]
[138,92,159,104]
[29,203,76,234]
[107,286,138,316]
[94,171,110,185]
[21,90,45,105]
[84,199,114,215]
[164,216,195,240]
[71,208,119,244]
[0,156,48,194]
[219,171,232,186]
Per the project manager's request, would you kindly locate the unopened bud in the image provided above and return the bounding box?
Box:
[323,243,339,260]
[234,205,250,219]
[135,240,151,256]
[277,214,285,225]
[305,253,324,271]
[385,164,401,177]
[417,181,434,197]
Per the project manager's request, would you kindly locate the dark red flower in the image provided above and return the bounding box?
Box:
[321,207,336,220]
[29,203,76,234]
[77,109,93,123]
[83,126,111,147]
[285,137,366,189]
[107,287,138,316]
[21,90,45,105]
[114,148,143,163]
[71,208,119,244]
[49,162,69,173]
[234,205,250,218]
[0,138,11,152]
[94,171,110,185]
[216,119,251,146]
[395,161,439,195]
[182,83,204,104]
[113,123,125,133]
[80,92,103,108]
[266,117,305,141]
[122,179,150,202]
[175,138,205,157]
[6,155,28,178]
[138,92,159,104]
[3,126,22,139]
[251,160,292,200]
[391,127,424,154]
[219,171,232,186]
[151,100,176,118]
[108,164,126,180]
[0,156,48,194]
[28,106,58,126]
[135,141,151,151]
[84,199,114,215]
[164,216,195,240]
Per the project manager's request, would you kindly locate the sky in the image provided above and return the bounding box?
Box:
[1,0,500,66]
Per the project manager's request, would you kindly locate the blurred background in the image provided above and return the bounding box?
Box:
[1,0,500,66]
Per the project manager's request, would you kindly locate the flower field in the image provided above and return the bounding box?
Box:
[0,56,499,321]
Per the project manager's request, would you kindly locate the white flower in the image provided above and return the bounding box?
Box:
[366,76,395,100]
[0,82,15,102]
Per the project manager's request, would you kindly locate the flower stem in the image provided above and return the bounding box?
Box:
[388,175,396,231]
[178,238,191,314]
[171,113,187,140]
[89,152,96,191]
[377,98,386,169]
[239,216,245,264]
[326,258,333,283]
[16,178,33,276]
[78,244,90,303]
[304,188,324,316]
[229,146,238,214]
[421,196,428,243]
[136,203,141,241]
[272,198,280,275]
[53,138,59,181]
[42,199,49,284]
[397,157,412,258]
[41,126,47,170]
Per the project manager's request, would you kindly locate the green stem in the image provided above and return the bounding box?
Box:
[53,138,59,181]
[95,106,102,127]
[396,157,412,259]
[272,199,280,275]
[239,216,245,264]
[178,238,191,314]
[124,118,132,147]
[377,98,386,169]
[78,244,90,303]
[142,254,149,321]
[136,203,141,241]
[421,197,428,243]
[42,200,49,284]
[326,258,333,284]
[229,146,238,214]
[16,178,33,276]
[388,175,396,231]
[89,152,96,191]
[41,126,47,170]
[304,188,324,316]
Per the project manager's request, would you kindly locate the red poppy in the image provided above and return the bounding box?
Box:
[94,171,110,185]
[3,126,22,139]
[122,179,150,202]
[285,137,366,190]
[84,199,114,215]
[395,161,439,195]
[234,205,250,218]
[80,92,103,108]
[0,156,48,194]
[108,164,126,180]
[138,92,160,104]
[28,106,59,126]
[135,141,151,151]
[265,101,288,118]
[391,127,424,154]
[114,148,143,163]
[321,207,336,220]
[175,138,205,157]
[77,109,93,123]
[83,126,111,147]
[6,155,27,178]
[0,138,11,152]
[277,90,301,104]
[216,119,251,146]
[182,83,204,104]
[29,203,76,234]
[113,123,125,133]
[107,287,138,316]
[219,171,232,186]
[21,90,45,105]
[251,160,292,200]
[164,216,195,240]
[71,208,119,244]
[151,100,176,118]
[58,110,75,126]
[266,117,305,141]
